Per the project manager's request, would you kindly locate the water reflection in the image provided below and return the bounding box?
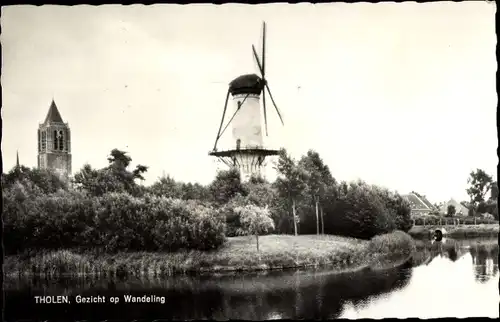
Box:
[4,238,499,321]
[340,238,499,319]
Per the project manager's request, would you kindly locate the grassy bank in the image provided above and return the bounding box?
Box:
[408,224,499,239]
[4,231,415,278]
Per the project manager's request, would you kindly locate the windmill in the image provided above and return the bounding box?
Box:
[209,21,284,182]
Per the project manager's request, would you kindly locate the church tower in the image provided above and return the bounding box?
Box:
[37,99,72,179]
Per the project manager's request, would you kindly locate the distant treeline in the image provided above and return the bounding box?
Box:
[2,149,413,255]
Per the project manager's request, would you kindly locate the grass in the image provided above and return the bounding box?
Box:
[4,231,415,278]
[408,224,499,239]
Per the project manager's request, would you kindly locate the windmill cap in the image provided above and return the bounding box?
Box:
[229,74,263,96]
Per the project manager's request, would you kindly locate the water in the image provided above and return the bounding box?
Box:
[5,237,499,320]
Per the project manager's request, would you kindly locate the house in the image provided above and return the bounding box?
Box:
[439,199,469,216]
[402,192,434,217]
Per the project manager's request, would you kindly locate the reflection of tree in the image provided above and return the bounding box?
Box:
[412,238,498,266]
[469,242,499,284]
[447,247,458,262]
[5,262,413,321]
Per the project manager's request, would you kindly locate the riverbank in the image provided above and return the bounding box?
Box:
[408,224,499,239]
[4,231,415,278]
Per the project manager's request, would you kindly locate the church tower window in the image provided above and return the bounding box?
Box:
[41,131,47,151]
[58,130,64,151]
[53,130,59,150]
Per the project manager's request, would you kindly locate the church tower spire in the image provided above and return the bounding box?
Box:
[16,150,20,168]
[38,99,72,180]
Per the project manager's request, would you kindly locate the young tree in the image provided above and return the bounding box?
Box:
[274,149,309,236]
[235,205,275,252]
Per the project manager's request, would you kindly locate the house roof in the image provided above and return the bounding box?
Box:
[43,100,64,125]
[440,199,469,214]
[403,193,432,210]
[420,197,434,209]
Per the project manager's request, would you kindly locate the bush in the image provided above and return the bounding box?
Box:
[324,181,397,239]
[3,189,226,255]
[368,230,415,256]
[414,215,442,226]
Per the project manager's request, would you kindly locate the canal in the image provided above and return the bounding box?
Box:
[4,237,498,320]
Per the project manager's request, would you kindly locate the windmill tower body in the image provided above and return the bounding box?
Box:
[231,93,263,149]
[229,91,266,182]
[210,22,284,182]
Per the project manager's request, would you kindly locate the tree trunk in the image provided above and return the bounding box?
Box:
[256,234,259,252]
[320,206,324,235]
[315,198,319,235]
[292,199,298,236]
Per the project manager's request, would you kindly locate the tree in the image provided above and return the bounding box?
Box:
[329,180,395,239]
[107,148,132,169]
[2,165,68,194]
[209,168,245,204]
[379,189,413,232]
[72,149,147,197]
[447,204,456,217]
[179,182,211,201]
[485,199,498,220]
[490,182,498,201]
[242,178,277,208]
[298,150,336,235]
[149,175,182,198]
[466,169,494,207]
[235,205,275,252]
[132,164,149,182]
[274,149,309,236]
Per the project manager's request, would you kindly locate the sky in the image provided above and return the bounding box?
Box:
[1,2,497,203]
